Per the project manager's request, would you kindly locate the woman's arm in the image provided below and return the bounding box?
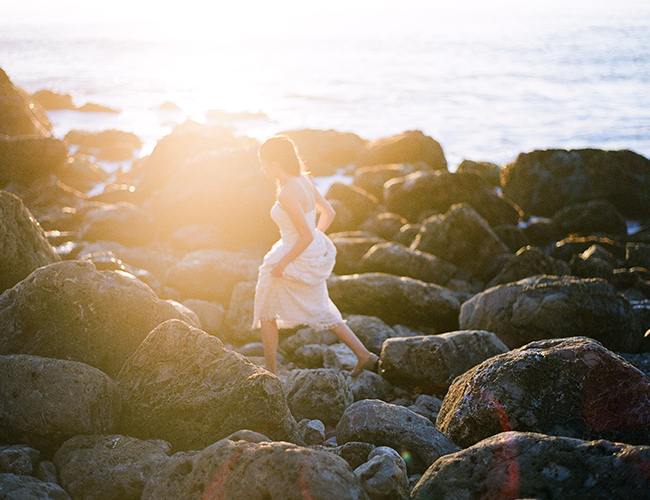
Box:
[314,186,336,233]
[271,187,315,278]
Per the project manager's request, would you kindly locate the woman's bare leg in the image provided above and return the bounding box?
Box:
[328,321,378,376]
[260,319,279,375]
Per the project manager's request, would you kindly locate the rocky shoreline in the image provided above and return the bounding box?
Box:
[1,66,650,499]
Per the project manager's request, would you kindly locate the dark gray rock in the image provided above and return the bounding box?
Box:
[411,204,511,274]
[360,242,458,286]
[0,445,40,476]
[0,473,70,500]
[346,370,394,402]
[296,419,326,446]
[436,337,650,448]
[354,446,409,500]
[0,260,191,377]
[552,200,628,237]
[407,395,443,424]
[328,273,460,331]
[411,431,650,500]
[379,331,509,394]
[117,320,297,451]
[332,235,386,275]
[141,437,370,500]
[284,369,353,426]
[358,212,408,240]
[345,314,395,355]
[492,224,531,253]
[352,164,405,202]
[456,159,502,187]
[326,182,379,226]
[53,435,171,500]
[501,148,650,218]
[460,275,644,352]
[627,242,650,269]
[0,191,60,294]
[0,354,120,454]
[336,399,460,474]
[358,130,446,171]
[486,246,571,288]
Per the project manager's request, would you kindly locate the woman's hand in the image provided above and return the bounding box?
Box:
[271,262,286,278]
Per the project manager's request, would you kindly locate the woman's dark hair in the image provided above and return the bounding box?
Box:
[258,135,305,177]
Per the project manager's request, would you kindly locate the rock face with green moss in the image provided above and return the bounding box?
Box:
[436,337,650,448]
[117,320,298,451]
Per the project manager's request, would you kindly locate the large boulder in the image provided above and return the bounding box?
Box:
[501,148,650,218]
[357,130,447,171]
[411,204,511,274]
[53,435,171,500]
[459,275,644,352]
[0,191,60,294]
[436,337,650,448]
[552,199,628,237]
[117,320,297,451]
[360,242,458,286]
[335,399,459,474]
[284,369,354,426]
[0,354,121,454]
[384,170,521,226]
[0,135,68,188]
[379,331,509,394]
[282,129,368,176]
[331,235,386,275]
[0,260,192,377]
[486,245,571,288]
[411,431,650,500]
[142,436,370,500]
[0,68,52,137]
[327,273,460,331]
[325,182,379,226]
[144,148,279,250]
[0,473,70,500]
[352,164,406,202]
[344,314,396,355]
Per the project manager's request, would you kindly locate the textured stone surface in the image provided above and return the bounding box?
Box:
[486,246,571,288]
[284,369,354,426]
[53,434,171,500]
[354,447,409,500]
[552,199,628,237]
[0,354,120,454]
[328,273,460,331]
[0,445,40,476]
[358,130,446,171]
[0,260,191,377]
[0,68,52,137]
[411,432,650,500]
[117,320,297,451]
[460,274,643,353]
[379,331,509,394]
[346,371,394,402]
[345,315,395,355]
[326,182,379,226]
[0,473,70,500]
[142,437,369,500]
[436,337,650,448]
[0,191,60,294]
[336,399,459,474]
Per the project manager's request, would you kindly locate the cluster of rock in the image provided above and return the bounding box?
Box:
[1,66,650,499]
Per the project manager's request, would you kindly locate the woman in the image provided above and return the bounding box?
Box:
[252,135,378,376]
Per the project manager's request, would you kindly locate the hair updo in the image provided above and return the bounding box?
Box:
[258,135,305,177]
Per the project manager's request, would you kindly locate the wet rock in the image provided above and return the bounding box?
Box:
[0,135,68,188]
[0,68,52,137]
[492,224,530,253]
[328,273,460,331]
[552,200,628,237]
[358,212,407,241]
[0,191,60,294]
[360,242,459,286]
[501,148,650,218]
[345,314,395,355]
[411,431,650,500]
[78,202,155,246]
[283,129,368,176]
[0,473,70,500]
[411,204,511,273]
[181,298,225,336]
[117,320,297,450]
[331,235,385,275]
[346,370,393,402]
[354,446,409,500]
[326,182,379,226]
[380,331,509,394]
[0,445,40,476]
[0,354,120,454]
[456,159,502,187]
[53,434,171,500]
[385,170,521,226]
[460,275,643,353]
[358,130,447,171]
[164,249,259,304]
[142,437,369,500]
[437,337,650,448]
[0,260,192,377]
[284,369,354,426]
[336,399,460,474]
[487,246,571,288]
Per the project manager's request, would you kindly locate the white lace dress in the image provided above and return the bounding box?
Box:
[252,201,342,329]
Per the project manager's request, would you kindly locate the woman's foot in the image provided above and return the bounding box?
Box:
[351,352,379,377]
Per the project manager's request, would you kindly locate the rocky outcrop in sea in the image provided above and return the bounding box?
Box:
[1,67,650,499]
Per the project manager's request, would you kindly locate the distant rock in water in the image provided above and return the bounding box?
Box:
[0,68,52,137]
[31,89,76,110]
[77,102,120,113]
[501,148,650,219]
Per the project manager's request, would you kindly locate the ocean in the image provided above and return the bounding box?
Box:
[1,0,649,174]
